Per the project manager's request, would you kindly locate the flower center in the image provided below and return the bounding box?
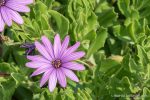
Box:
[0,0,5,6]
[52,60,61,68]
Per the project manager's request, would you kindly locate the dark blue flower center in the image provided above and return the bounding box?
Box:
[0,0,5,6]
[52,60,61,68]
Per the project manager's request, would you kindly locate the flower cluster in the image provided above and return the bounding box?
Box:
[0,0,85,92]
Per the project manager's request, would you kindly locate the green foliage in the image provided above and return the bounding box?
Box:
[1,0,150,99]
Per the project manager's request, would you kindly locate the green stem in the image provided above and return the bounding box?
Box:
[76,60,91,68]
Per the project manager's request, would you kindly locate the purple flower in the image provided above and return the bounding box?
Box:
[21,43,35,55]
[0,0,33,32]
[26,34,85,92]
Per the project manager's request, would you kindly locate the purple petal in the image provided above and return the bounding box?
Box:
[5,2,30,12]
[40,68,54,87]
[41,36,54,59]
[27,55,50,63]
[57,69,66,87]
[61,42,80,58]
[26,61,51,68]
[61,68,79,82]
[0,14,5,32]
[30,66,50,77]
[35,41,52,61]
[7,8,23,24]
[62,62,85,71]
[60,35,70,57]
[53,34,61,58]
[48,70,57,92]
[62,51,85,63]
[7,0,33,5]
[26,49,33,55]
[1,6,12,26]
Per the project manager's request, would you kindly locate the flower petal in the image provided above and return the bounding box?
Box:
[53,34,61,58]
[1,6,12,26]
[35,41,52,61]
[62,62,85,71]
[6,2,30,12]
[41,36,54,58]
[30,66,50,77]
[7,0,33,5]
[7,8,23,24]
[0,14,5,32]
[57,69,66,87]
[27,55,50,63]
[60,35,70,57]
[26,61,50,68]
[61,42,80,58]
[40,68,54,87]
[62,51,85,63]
[61,68,79,82]
[48,70,57,92]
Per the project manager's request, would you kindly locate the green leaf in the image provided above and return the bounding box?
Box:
[0,62,13,73]
[140,6,150,18]
[49,10,69,38]
[117,0,131,17]
[41,0,54,8]
[120,76,139,93]
[100,59,121,75]
[0,79,17,100]
[83,12,98,36]
[137,45,149,66]
[128,22,137,42]
[41,15,50,30]
[87,28,108,58]
[113,25,132,42]
[11,73,26,85]
[97,8,118,27]
[13,86,33,100]
[133,0,150,10]
[34,1,48,19]
[142,87,150,100]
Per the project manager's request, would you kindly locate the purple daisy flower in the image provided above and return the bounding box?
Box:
[0,0,33,32]
[26,34,85,92]
[20,42,35,55]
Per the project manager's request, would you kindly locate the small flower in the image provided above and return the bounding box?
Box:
[21,43,35,55]
[0,0,33,32]
[26,34,85,92]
